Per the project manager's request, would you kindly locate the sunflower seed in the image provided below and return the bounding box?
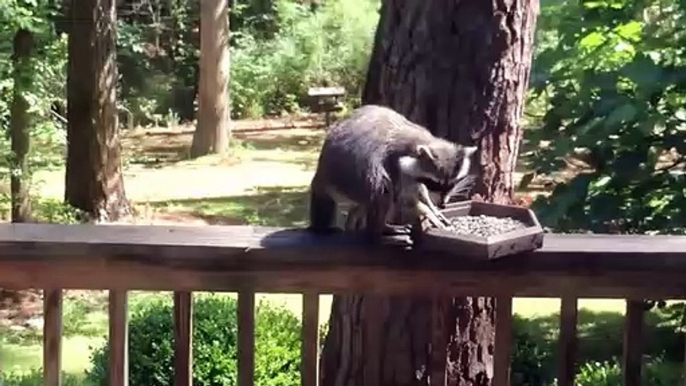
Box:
[447,215,527,237]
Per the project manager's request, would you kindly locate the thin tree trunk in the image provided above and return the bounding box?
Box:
[10,29,35,223]
[65,0,131,222]
[190,0,230,157]
[320,1,539,385]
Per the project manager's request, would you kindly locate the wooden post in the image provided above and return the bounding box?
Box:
[622,300,644,386]
[174,292,193,386]
[238,290,255,386]
[109,290,129,386]
[301,293,320,386]
[191,0,230,157]
[493,296,513,386]
[43,289,63,386]
[558,296,578,386]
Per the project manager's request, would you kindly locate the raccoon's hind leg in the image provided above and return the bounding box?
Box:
[308,178,341,235]
[364,193,411,247]
[344,205,366,231]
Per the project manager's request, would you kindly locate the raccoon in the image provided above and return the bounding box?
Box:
[308,104,477,243]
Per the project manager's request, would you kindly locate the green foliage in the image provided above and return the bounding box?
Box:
[570,357,681,386]
[230,0,378,118]
[0,369,86,386]
[510,306,686,385]
[114,0,377,122]
[85,294,302,386]
[525,0,686,234]
[0,194,84,223]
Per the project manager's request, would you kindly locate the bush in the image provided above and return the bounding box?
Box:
[570,357,681,386]
[511,307,686,386]
[0,369,86,386]
[85,294,302,386]
[230,0,379,118]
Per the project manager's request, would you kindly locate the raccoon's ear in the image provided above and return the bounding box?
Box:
[462,146,478,158]
[416,144,436,162]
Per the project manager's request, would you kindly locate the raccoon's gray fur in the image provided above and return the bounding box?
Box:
[308,104,477,241]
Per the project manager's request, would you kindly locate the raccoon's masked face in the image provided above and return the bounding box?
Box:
[399,143,478,206]
[427,145,478,207]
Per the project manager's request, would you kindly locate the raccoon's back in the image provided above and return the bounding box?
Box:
[316,105,423,203]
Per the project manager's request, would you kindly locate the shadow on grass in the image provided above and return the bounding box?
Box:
[234,131,324,154]
[123,130,323,170]
[127,144,191,168]
[150,186,310,227]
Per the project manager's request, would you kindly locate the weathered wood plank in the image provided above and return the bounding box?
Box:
[493,296,513,386]
[43,289,62,386]
[0,225,686,297]
[109,290,128,386]
[173,291,193,386]
[238,290,255,386]
[557,296,578,386]
[622,300,644,386]
[301,292,319,386]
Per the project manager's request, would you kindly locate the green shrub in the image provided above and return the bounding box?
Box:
[511,307,686,386]
[570,357,681,386]
[85,294,302,386]
[0,369,86,386]
[230,0,379,118]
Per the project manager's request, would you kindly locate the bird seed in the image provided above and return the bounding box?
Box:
[447,215,527,237]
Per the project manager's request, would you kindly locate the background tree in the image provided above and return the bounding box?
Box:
[190,0,231,158]
[65,0,131,221]
[320,0,539,385]
[9,29,34,223]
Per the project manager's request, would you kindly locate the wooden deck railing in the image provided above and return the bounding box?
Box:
[1,223,686,386]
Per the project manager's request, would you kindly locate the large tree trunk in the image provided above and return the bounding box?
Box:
[320,1,539,385]
[65,0,131,222]
[10,29,34,223]
[190,0,230,158]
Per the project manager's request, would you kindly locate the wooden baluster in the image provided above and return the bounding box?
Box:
[238,290,255,386]
[301,292,320,386]
[493,296,513,386]
[623,300,644,386]
[557,296,578,386]
[43,289,63,386]
[109,290,128,386]
[429,297,450,386]
[174,291,193,386]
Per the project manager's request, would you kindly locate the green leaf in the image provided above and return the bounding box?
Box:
[579,31,606,50]
[615,21,642,42]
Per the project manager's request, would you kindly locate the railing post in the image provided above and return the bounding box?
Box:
[557,296,578,386]
[301,292,320,386]
[174,291,193,386]
[238,290,255,386]
[493,296,513,386]
[109,290,128,386]
[43,289,63,386]
[623,299,644,386]
[429,297,451,386]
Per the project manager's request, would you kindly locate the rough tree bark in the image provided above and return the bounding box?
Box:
[319,1,539,385]
[65,0,131,222]
[10,29,34,223]
[190,0,230,158]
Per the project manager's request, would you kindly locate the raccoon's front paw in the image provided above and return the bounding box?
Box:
[379,234,413,249]
[381,224,412,236]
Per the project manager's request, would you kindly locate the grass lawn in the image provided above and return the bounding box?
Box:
[0,119,634,377]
